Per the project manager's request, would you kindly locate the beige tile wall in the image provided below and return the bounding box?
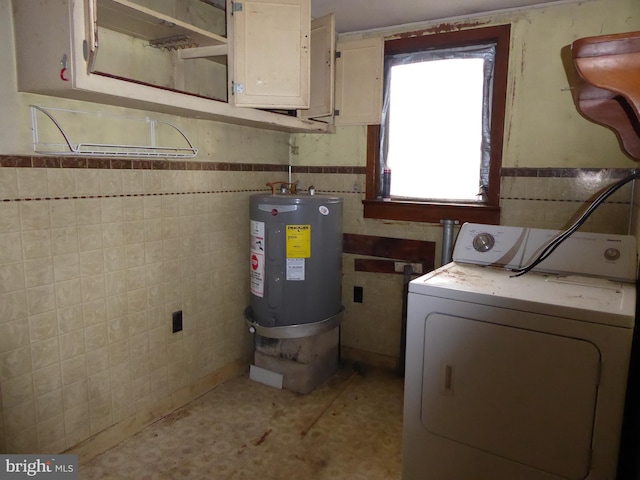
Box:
[301,172,443,370]
[310,170,636,369]
[0,165,274,454]
[1,163,635,453]
[501,173,633,234]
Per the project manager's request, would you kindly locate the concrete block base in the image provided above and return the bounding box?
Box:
[253,326,339,394]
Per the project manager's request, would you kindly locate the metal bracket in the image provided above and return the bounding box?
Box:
[244,306,344,339]
[232,81,244,95]
[231,1,243,13]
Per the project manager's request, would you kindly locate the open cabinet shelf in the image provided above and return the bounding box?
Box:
[570,31,640,160]
[96,0,227,50]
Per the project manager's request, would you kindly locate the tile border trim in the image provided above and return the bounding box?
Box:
[0,155,367,174]
[2,155,634,179]
[501,167,635,178]
[0,154,365,202]
[499,197,630,204]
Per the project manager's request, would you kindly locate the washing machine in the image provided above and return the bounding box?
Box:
[403,223,637,480]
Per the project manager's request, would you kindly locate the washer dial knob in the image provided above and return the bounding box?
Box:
[604,248,621,261]
[472,233,495,252]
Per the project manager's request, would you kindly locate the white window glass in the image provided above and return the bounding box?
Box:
[386,58,485,202]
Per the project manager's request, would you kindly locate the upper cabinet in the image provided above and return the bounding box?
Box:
[12,0,380,133]
[569,31,640,160]
[11,0,330,133]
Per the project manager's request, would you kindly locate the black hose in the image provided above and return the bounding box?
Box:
[510,170,640,277]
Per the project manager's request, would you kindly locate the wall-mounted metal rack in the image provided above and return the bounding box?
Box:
[30,105,198,158]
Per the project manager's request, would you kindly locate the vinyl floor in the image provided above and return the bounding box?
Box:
[79,365,404,479]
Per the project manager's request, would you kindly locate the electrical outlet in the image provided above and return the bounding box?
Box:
[353,286,363,303]
[172,310,183,333]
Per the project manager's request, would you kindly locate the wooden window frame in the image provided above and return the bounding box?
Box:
[364,24,511,225]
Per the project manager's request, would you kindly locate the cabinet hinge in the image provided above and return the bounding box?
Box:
[231,1,243,13]
[335,51,342,59]
[334,109,340,116]
[232,81,244,95]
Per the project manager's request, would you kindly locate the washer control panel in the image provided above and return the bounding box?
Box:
[453,223,637,282]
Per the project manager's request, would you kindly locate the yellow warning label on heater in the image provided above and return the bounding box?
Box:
[286,225,311,258]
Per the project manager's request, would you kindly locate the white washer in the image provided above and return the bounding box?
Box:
[403,223,637,480]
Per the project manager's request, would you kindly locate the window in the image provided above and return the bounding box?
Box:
[364,25,511,224]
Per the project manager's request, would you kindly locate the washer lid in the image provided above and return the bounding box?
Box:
[409,263,636,328]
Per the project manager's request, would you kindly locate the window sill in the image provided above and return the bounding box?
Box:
[362,199,500,225]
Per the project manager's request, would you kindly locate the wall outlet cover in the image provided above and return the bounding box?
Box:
[172,310,183,333]
[354,286,363,303]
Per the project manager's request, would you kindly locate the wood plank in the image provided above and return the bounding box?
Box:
[178,45,228,60]
[572,32,640,59]
[362,199,500,225]
[343,233,435,263]
[571,31,640,160]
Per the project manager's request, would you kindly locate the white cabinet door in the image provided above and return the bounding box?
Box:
[334,37,383,125]
[228,0,310,109]
[12,0,77,94]
[299,13,335,120]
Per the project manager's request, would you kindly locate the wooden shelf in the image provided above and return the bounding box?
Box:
[571,31,640,160]
[96,0,227,49]
[177,45,228,65]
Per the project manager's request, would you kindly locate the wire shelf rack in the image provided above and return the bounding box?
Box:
[30,105,199,158]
